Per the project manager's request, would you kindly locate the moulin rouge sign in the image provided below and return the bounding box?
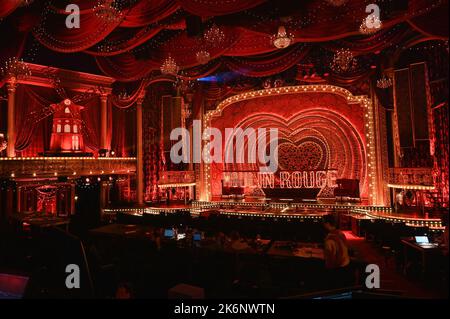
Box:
[223,170,338,189]
[258,170,338,189]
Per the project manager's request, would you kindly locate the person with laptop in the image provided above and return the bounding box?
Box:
[322,215,352,288]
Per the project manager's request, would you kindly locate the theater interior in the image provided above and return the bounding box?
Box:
[0,0,448,300]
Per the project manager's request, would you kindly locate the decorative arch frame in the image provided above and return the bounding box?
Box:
[200,85,381,205]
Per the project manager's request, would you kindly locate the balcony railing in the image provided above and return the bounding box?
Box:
[159,171,195,187]
[0,157,136,178]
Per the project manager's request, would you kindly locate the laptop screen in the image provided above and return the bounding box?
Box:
[164,229,174,238]
[0,273,29,299]
[415,236,429,244]
[193,233,202,241]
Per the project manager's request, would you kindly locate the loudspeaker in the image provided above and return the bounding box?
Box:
[185,15,203,37]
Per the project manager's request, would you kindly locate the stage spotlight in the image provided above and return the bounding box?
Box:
[109,150,115,157]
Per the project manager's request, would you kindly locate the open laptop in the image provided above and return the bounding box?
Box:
[0,273,29,299]
[415,236,438,248]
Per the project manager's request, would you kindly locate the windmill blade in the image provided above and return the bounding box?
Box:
[43,67,68,99]
[72,87,98,104]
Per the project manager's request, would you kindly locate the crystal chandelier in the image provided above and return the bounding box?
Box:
[325,0,348,6]
[330,49,357,73]
[377,75,393,89]
[183,103,192,120]
[1,57,32,80]
[359,16,382,35]
[93,0,123,22]
[271,26,294,49]
[160,55,179,75]
[204,24,225,46]
[196,50,211,65]
[118,90,130,100]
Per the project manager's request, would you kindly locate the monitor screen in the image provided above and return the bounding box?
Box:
[164,229,174,238]
[193,233,202,241]
[415,236,429,244]
[0,274,29,299]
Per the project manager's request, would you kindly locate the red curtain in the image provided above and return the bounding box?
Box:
[121,0,179,27]
[33,0,122,53]
[178,0,266,17]
[81,97,101,154]
[111,107,136,157]
[0,0,21,18]
[224,44,310,77]
[14,86,59,156]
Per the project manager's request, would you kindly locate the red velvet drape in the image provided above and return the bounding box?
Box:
[14,86,58,156]
[111,107,136,157]
[81,97,101,154]
[0,0,21,18]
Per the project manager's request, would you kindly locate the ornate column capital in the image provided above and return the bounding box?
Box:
[6,78,18,94]
[100,93,108,103]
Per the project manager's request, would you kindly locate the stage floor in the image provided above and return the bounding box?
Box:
[117,198,446,227]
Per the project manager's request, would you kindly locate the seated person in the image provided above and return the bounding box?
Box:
[322,215,353,288]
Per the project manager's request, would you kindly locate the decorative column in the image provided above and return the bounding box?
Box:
[136,93,145,205]
[6,78,17,157]
[100,93,108,151]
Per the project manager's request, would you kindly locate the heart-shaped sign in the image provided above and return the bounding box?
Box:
[277,141,324,171]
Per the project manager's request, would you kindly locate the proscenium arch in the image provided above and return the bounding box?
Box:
[202,85,378,203]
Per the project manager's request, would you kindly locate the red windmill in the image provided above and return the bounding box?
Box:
[48,99,85,154]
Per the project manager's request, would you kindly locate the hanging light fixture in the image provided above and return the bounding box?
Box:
[330,48,357,73]
[271,26,294,49]
[359,15,382,35]
[118,90,130,101]
[93,0,123,22]
[160,55,179,75]
[204,24,225,46]
[1,57,32,81]
[377,75,393,89]
[196,50,211,65]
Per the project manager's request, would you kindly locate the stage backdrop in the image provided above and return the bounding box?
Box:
[205,86,374,201]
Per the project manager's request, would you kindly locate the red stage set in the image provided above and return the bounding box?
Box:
[0,0,448,299]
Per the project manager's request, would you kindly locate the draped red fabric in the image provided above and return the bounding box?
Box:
[0,0,21,18]
[224,44,310,77]
[178,0,266,17]
[120,0,179,27]
[111,107,136,156]
[96,44,310,81]
[324,24,413,55]
[33,0,122,53]
[84,26,163,56]
[110,79,149,108]
[81,97,101,154]
[408,1,449,38]
[96,52,160,82]
[14,86,58,156]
